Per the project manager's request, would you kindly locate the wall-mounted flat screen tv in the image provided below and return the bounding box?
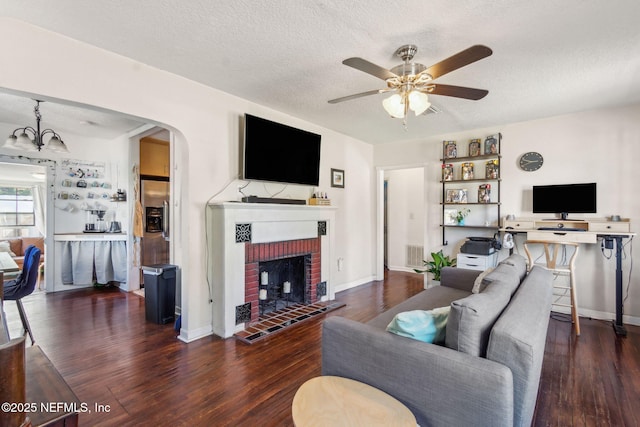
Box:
[532,182,597,220]
[242,114,321,186]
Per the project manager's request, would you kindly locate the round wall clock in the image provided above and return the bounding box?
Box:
[519,152,544,171]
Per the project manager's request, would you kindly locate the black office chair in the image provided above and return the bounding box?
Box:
[3,245,41,345]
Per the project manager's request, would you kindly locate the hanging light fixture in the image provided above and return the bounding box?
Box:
[3,100,69,153]
[382,88,431,120]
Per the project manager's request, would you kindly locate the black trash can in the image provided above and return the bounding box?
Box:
[142,264,177,324]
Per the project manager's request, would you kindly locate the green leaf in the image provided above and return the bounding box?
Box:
[414,250,456,281]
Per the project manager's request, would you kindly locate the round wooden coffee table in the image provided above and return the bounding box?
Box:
[292,376,416,426]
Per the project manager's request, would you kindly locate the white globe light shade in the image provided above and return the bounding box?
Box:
[16,132,36,150]
[408,91,431,116]
[3,135,18,149]
[47,136,69,153]
[382,94,405,118]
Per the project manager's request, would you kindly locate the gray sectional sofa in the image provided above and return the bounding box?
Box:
[322,254,553,427]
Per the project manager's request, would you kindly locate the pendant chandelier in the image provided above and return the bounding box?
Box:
[3,100,69,153]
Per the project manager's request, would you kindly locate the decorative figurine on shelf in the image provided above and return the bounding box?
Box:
[442,164,454,181]
[486,159,499,179]
[461,162,474,180]
[469,139,481,157]
[484,134,500,154]
[478,184,491,203]
[444,141,457,159]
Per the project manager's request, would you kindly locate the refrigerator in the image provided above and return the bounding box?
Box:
[141,179,170,275]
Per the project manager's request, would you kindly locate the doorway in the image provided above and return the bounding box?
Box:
[137,129,172,288]
[376,165,427,280]
[0,157,53,291]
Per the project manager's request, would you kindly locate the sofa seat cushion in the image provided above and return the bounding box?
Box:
[386,307,450,344]
[367,286,470,330]
[445,258,525,357]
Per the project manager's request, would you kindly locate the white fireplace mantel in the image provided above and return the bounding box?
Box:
[206,202,337,338]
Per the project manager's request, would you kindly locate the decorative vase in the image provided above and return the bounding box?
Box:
[457,218,465,226]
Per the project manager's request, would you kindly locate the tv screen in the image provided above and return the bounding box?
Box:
[532,183,597,219]
[242,114,321,186]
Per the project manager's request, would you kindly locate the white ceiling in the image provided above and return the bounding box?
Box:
[0,162,46,184]
[2,0,640,145]
[0,92,146,140]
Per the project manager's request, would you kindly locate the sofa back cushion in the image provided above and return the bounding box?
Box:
[0,240,17,256]
[21,237,44,254]
[2,238,23,256]
[486,266,553,427]
[497,254,528,282]
[445,255,525,356]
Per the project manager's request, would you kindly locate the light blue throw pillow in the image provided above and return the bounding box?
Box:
[386,307,450,344]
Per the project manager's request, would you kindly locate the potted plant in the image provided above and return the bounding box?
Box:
[414,250,457,287]
[455,208,470,225]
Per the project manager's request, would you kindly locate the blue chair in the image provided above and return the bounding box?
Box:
[3,245,41,345]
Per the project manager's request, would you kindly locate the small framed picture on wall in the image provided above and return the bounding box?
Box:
[331,168,345,188]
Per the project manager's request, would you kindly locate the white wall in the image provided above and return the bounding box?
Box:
[385,168,424,272]
[0,18,377,341]
[374,103,640,325]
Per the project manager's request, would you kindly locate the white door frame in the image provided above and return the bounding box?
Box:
[375,163,429,281]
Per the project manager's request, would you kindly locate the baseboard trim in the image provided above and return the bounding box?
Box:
[556,306,640,327]
[178,325,213,343]
[333,275,376,294]
[387,265,419,273]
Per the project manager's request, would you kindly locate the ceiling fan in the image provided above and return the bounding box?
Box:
[329,44,492,125]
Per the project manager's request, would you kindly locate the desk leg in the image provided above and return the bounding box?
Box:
[613,236,627,337]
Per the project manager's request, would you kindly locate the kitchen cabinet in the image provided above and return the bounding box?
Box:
[140,137,170,177]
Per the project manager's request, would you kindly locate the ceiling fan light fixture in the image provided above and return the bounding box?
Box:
[408,91,430,116]
[382,94,405,118]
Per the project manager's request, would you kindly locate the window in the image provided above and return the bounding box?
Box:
[0,186,35,227]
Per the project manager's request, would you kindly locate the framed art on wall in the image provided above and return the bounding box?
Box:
[331,168,345,188]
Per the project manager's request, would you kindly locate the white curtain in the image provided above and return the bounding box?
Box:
[60,241,127,285]
[32,183,46,236]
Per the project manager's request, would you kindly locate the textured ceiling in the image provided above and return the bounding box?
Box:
[1,0,640,144]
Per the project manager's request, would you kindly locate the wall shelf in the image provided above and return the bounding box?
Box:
[440,135,502,245]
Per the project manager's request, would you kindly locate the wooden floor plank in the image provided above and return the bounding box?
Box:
[3,272,639,426]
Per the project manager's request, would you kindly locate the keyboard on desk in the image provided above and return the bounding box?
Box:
[537,227,587,232]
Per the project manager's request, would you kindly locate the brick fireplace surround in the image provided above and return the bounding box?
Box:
[244,237,321,323]
[207,202,336,339]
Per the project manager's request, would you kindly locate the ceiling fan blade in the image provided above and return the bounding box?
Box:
[328,89,387,104]
[424,45,493,80]
[343,58,398,81]
[429,84,489,100]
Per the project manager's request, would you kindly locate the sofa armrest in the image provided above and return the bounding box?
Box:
[322,316,513,427]
[440,266,481,292]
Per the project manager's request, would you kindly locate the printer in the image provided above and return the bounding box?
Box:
[460,237,500,255]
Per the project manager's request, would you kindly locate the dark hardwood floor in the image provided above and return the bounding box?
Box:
[4,271,638,426]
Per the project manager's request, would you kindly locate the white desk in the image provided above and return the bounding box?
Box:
[502,218,634,336]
